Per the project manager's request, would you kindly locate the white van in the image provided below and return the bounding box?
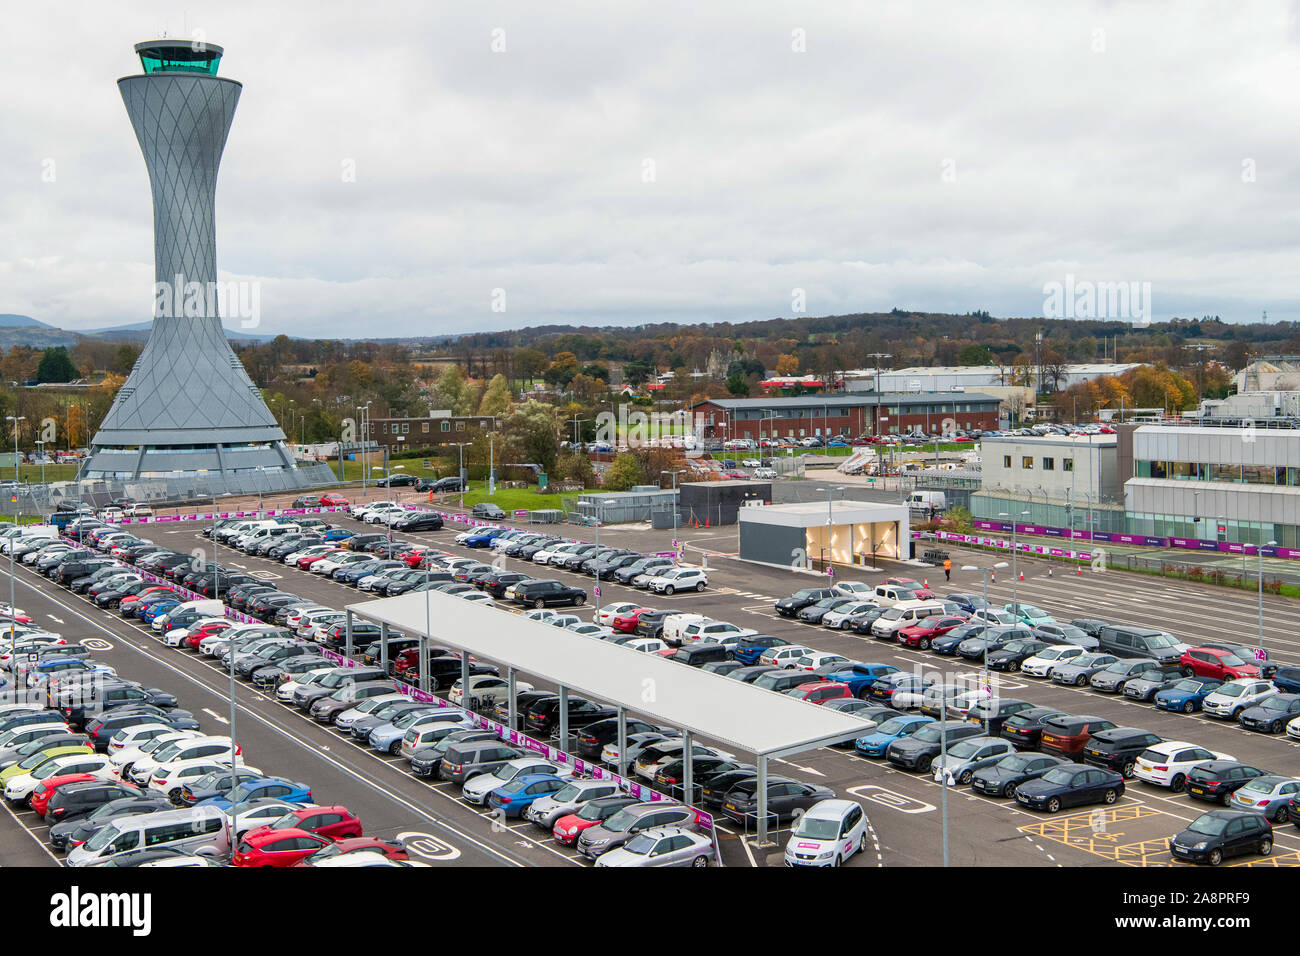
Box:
[907,491,947,513]
[66,805,230,866]
[238,523,299,552]
[872,584,919,607]
[870,600,948,639]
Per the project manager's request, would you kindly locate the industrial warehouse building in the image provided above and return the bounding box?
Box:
[738,500,910,571]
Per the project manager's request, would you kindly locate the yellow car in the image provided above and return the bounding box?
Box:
[0,744,93,787]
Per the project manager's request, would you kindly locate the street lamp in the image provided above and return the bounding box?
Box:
[1253,538,1274,658]
[962,561,1009,733]
[998,507,1031,607]
[661,469,685,532]
[5,416,24,484]
[373,464,405,542]
[592,499,615,621]
[814,485,846,572]
[33,440,45,487]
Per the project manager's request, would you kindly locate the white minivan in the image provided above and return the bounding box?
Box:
[67,805,230,866]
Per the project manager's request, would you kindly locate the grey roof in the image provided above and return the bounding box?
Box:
[696,392,1000,411]
[349,591,877,758]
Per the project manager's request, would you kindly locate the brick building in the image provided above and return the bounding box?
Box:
[691,393,1000,441]
[367,412,500,450]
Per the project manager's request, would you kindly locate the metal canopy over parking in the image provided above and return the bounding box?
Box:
[347,590,877,845]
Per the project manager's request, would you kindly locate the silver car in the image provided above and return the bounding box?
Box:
[1229,775,1300,822]
[931,736,1017,785]
[593,825,715,867]
[522,778,623,829]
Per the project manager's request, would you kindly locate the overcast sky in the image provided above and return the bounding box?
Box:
[3,1,1300,338]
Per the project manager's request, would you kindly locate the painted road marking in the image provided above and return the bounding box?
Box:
[847,784,936,814]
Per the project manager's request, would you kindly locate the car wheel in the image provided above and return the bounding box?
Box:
[1274,806,1290,824]
[1183,700,1196,714]
[1009,661,1020,672]
[1046,797,1061,813]
[1004,783,1018,799]
[859,833,869,854]
[691,854,709,868]
[1169,774,1186,793]
[1221,791,1233,806]
[695,581,705,592]
[919,638,931,651]
[1208,848,1223,866]
[1232,706,1245,719]
[1075,675,1087,686]
[1122,761,1135,779]
[1271,720,1284,734]
[389,740,402,755]
[916,755,933,773]
[1103,788,1118,804]
[959,770,973,785]
[1181,666,1195,678]
[832,854,842,867]
[664,585,675,595]
[573,596,582,607]
[1260,837,1273,856]
[534,599,545,609]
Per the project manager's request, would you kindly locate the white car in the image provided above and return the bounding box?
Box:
[306,851,430,868]
[674,620,756,649]
[333,693,410,731]
[521,608,558,623]
[284,544,335,565]
[1134,740,1235,792]
[277,667,335,703]
[971,608,1018,626]
[5,753,114,802]
[358,568,410,592]
[457,592,494,606]
[1020,644,1088,678]
[530,543,574,564]
[163,617,227,648]
[522,778,623,829]
[831,581,874,597]
[109,731,201,776]
[566,623,615,638]
[225,799,301,838]
[594,826,716,868]
[1201,679,1277,720]
[106,723,182,755]
[759,644,812,669]
[647,567,708,595]
[448,675,534,709]
[821,601,878,629]
[1289,715,1300,742]
[597,603,643,626]
[147,758,242,801]
[796,652,850,671]
[616,637,668,654]
[128,736,240,786]
[783,798,870,867]
[460,756,574,806]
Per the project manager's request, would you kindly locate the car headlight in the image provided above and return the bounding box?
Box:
[1192,841,1208,851]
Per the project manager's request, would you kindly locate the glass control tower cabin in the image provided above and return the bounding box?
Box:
[81,41,301,482]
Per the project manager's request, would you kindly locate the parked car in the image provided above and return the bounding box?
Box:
[1134,741,1233,792]
[1186,761,1268,804]
[1169,810,1274,866]
[1015,764,1125,813]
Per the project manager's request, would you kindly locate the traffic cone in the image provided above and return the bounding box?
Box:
[923,578,929,588]
[990,571,995,583]
[1018,570,1024,581]
[1076,564,1082,576]
[1047,566,1053,578]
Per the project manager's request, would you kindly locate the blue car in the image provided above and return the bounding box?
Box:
[825,662,901,697]
[487,773,569,818]
[733,637,791,665]
[1273,667,1300,695]
[338,561,399,585]
[855,715,933,757]
[1154,677,1223,714]
[140,600,181,625]
[463,529,505,548]
[321,528,354,543]
[197,777,313,810]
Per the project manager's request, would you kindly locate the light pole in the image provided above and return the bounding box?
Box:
[662,469,685,532]
[1192,491,1200,539]
[593,498,615,621]
[963,561,1009,732]
[814,485,846,572]
[1253,538,1274,658]
[34,440,45,487]
[374,464,405,542]
[488,432,495,497]
[451,442,470,510]
[5,416,24,484]
[998,507,1030,608]
[254,465,266,518]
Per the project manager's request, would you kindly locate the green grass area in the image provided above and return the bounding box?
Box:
[457,487,578,513]
[335,458,446,483]
[0,463,84,484]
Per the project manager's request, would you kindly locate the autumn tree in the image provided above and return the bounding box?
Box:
[774,353,800,376]
[477,373,511,417]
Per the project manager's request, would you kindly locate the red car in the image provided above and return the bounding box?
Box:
[611,607,655,633]
[297,551,340,570]
[232,827,334,867]
[402,546,435,568]
[246,805,363,841]
[119,585,174,613]
[1180,647,1262,681]
[186,620,231,650]
[320,494,349,507]
[292,837,409,866]
[30,773,100,816]
[786,681,852,705]
[897,615,969,650]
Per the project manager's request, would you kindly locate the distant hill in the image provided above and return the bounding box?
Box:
[0,315,281,348]
[0,314,56,329]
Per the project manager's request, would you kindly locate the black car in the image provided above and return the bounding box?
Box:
[479,571,532,598]
[998,707,1066,750]
[1015,765,1125,813]
[42,780,139,825]
[524,696,618,737]
[48,794,172,851]
[986,639,1052,672]
[797,597,856,625]
[956,626,1035,662]
[511,579,586,609]
[392,511,444,532]
[971,752,1069,798]
[1186,761,1267,804]
[1069,618,1111,638]
[774,588,834,618]
[885,722,984,772]
[700,769,759,809]
[407,729,499,778]
[591,553,643,580]
[1238,693,1300,734]
[929,623,985,655]
[1080,727,1163,778]
[417,655,498,691]
[1169,810,1273,866]
[614,557,674,585]
[471,503,506,520]
[570,717,662,760]
[965,698,1036,735]
[726,665,780,685]
[719,776,835,825]
[375,474,417,487]
[634,610,672,639]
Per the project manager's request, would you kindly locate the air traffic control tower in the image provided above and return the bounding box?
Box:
[81,40,304,482]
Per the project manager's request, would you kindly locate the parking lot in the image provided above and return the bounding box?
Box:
[6,486,1300,867]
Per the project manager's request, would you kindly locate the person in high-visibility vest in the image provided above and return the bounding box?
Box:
[943,557,952,582]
